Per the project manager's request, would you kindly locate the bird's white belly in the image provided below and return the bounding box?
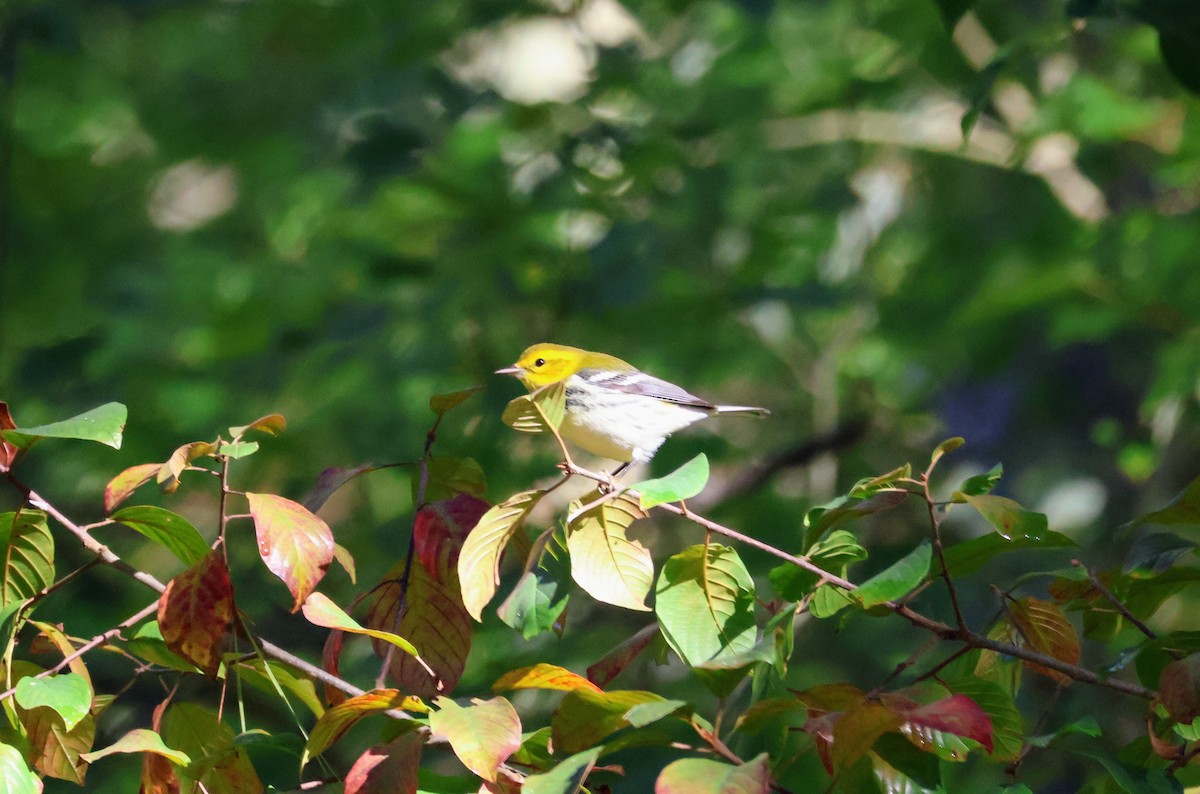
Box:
[561,381,708,463]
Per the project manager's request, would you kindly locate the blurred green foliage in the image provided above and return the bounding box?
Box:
[2,0,1200,789]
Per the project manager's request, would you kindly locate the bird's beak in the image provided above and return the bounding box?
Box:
[495,365,521,376]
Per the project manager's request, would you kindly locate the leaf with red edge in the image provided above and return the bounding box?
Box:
[247,492,334,612]
[428,697,522,783]
[141,751,178,794]
[303,690,421,768]
[103,463,162,514]
[492,663,602,694]
[345,732,424,794]
[1008,596,1080,684]
[157,551,234,678]
[21,704,94,783]
[459,490,545,621]
[229,414,286,439]
[156,442,214,493]
[655,753,770,794]
[587,624,660,688]
[0,403,20,471]
[887,693,994,754]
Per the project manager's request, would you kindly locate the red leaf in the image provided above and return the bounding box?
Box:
[1159,654,1200,723]
[0,402,20,471]
[413,495,490,584]
[141,752,180,794]
[247,492,335,612]
[366,496,487,698]
[157,551,234,678]
[344,733,423,794]
[321,628,347,707]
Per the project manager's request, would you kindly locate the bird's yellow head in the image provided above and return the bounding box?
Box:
[497,343,631,390]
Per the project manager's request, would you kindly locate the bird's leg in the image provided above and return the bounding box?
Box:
[598,462,630,493]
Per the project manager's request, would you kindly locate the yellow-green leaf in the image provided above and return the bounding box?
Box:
[458,490,545,621]
[567,492,651,612]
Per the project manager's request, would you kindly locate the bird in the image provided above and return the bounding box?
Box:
[496,343,769,470]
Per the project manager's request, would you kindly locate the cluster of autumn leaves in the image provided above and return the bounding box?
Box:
[3,396,1200,791]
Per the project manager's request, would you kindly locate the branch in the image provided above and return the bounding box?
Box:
[563,464,1157,701]
[5,473,380,704]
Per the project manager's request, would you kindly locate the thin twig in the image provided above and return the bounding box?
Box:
[0,599,160,704]
[1074,560,1157,640]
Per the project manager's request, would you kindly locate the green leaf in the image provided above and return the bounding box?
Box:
[216,440,259,459]
[930,437,965,469]
[0,511,55,608]
[656,753,770,793]
[945,677,1023,762]
[1136,632,1200,688]
[803,491,908,551]
[428,697,521,784]
[459,490,545,621]
[655,544,757,667]
[430,385,483,416]
[81,728,191,766]
[0,743,40,793]
[1,402,127,450]
[124,620,199,673]
[940,527,1077,577]
[1025,717,1101,748]
[498,528,570,639]
[932,0,972,29]
[631,454,710,509]
[1124,532,1197,575]
[110,505,209,566]
[852,542,932,608]
[1135,474,1200,527]
[522,747,601,794]
[15,673,92,732]
[234,658,325,718]
[551,689,664,754]
[502,381,566,433]
[567,491,652,612]
[770,529,867,601]
[957,464,1003,497]
[962,494,1049,541]
[417,455,487,503]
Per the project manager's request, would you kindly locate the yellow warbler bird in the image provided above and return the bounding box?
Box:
[496,343,769,468]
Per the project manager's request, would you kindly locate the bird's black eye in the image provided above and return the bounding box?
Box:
[534,358,546,367]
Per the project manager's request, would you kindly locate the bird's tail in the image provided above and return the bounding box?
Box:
[713,405,770,417]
